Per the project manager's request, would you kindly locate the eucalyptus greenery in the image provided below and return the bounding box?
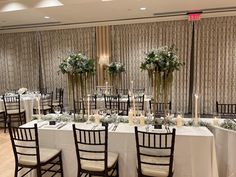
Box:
[220,119,236,131]
[106,62,125,89]
[106,62,125,74]
[59,53,95,74]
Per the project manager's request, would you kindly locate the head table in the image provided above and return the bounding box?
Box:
[21,120,219,177]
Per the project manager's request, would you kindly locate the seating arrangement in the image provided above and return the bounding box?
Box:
[135,127,176,177]
[3,94,26,129]
[52,88,64,111]
[116,88,129,96]
[104,95,129,115]
[96,86,113,96]
[216,101,236,118]
[33,92,54,115]
[129,95,145,111]
[149,101,172,116]
[8,123,64,177]
[74,95,97,115]
[72,124,119,177]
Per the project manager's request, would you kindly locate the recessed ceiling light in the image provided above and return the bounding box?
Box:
[1,2,27,12]
[36,0,63,8]
[101,0,112,2]
[140,7,147,11]
[44,16,50,19]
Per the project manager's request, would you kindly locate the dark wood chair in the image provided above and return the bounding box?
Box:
[133,88,145,95]
[104,95,120,111]
[135,127,176,177]
[129,95,145,111]
[96,86,113,96]
[8,123,64,177]
[149,101,172,116]
[40,88,48,95]
[216,101,236,118]
[53,88,64,111]
[118,100,130,116]
[116,88,129,96]
[34,92,53,115]
[0,107,6,132]
[74,95,97,115]
[72,124,119,177]
[3,94,26,129]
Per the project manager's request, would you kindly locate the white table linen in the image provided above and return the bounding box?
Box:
[22,121,219,177]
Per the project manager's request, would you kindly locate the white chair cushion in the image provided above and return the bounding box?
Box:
[7,109,25,114]
[141,156,173,177]
[18,148,60,166]
[80,152,118,172]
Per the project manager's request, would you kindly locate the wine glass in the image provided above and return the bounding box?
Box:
[54,106,61,121]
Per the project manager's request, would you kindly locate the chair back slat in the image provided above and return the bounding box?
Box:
[150,101,172,115]
[135,127,176,176]
[74,95,97,114]
[73,124,108,174]
[216,101,236,117]
[8,123,40,165]
[3,94,21,114]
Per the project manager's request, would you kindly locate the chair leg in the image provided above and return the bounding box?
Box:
[117,162,119,177]
[4,116,7,133]
[59,152,64,177]
[36,167,42,177]
[14,165,18,177]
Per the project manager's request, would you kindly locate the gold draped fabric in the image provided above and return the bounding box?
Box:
[0,32,40,93]
[194,16,236,114]
[111,20,192,113]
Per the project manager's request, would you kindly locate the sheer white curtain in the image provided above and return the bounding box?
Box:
[0,32,40,93]
[194,16,236,114]
[111,20,192,113]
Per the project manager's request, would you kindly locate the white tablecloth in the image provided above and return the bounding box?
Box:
[0,94,37,123]
[22,121,219,177]
[211,125,236,177]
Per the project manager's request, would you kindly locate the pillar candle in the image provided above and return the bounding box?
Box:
[128,109,134,125]
[213,117,219,126]
[140,113,145,126]
[176,115,183,127]
[105,81,108,95]
[87,95,90,119]
[194,94,198,125]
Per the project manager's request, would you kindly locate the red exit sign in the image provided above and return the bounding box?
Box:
[188,12,202,21]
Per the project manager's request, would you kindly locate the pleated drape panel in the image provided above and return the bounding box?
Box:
[38,27,96,105]
[111,20,192,113]
[0,32,40,93]
[194,16,236,114]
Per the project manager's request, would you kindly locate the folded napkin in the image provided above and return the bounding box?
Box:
[43,122,65,129]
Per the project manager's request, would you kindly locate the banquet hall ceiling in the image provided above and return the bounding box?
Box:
[0,0,236,31]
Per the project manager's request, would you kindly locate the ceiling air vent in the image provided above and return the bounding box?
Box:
[0,21,61,30]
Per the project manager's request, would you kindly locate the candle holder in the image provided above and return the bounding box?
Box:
[192,93,201,126]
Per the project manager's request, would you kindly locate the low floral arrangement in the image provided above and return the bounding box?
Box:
[220,119,236,131]
[18,88,27,95]
[106,62,125,75]
[59,53,95,74]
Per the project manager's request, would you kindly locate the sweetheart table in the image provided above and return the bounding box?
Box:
[21,121,219,177]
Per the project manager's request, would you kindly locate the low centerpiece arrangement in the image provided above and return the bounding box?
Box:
[140,45,184,116]
[106,62,125,89]
[59,53,95,114]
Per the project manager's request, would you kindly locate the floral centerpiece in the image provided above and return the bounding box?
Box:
[141,45,184,116]
[18,88,27,95]
[59,53,95,113]
[106,62,125,89]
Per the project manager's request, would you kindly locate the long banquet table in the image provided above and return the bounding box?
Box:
[22,121,219,177]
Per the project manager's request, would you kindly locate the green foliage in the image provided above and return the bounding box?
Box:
[220,119,236,131]
[140,45,184,73]
[59,53,95,75]
[106,62,125,75]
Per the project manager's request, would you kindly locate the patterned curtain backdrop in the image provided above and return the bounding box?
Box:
[38,27,96,103]
[194,16,236,114]
[0,32,40,93]
[111,20,192,113]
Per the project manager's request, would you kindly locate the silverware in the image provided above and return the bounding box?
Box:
[112,124,118,131]
[57,123,67,129]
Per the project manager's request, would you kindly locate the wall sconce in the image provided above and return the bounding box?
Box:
[99,55,109,66]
